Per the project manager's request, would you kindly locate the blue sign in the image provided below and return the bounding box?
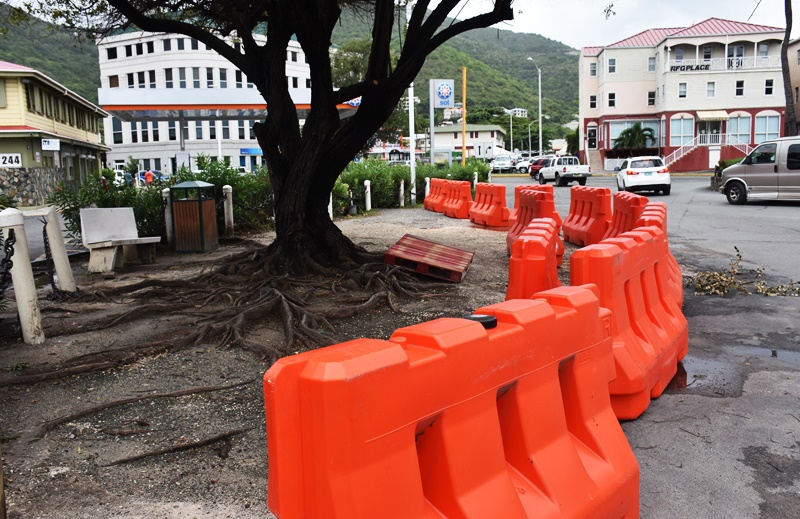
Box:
[240,148,263,155]
[346,97,362,106]
[432,79,455,108]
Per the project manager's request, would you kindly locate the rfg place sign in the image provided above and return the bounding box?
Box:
[671,64,711,72]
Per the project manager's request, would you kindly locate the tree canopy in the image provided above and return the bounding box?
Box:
[23,0,514,274]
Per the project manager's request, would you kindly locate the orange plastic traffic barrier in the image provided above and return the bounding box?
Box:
[505,218,562,300]
[442,180,473,219]
[634,202,684,308]
[562,186,612,247]
[508,184,538,226]
[603,191,648,240]
[469,182,510,227]
[570,226,689,420]
[506,188,563,260]
[264,285,640,519]
[424,178,448,213]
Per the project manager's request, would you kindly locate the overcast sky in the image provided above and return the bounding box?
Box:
[446,0,797,49]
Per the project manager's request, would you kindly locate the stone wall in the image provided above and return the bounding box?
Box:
[0,168,71,207]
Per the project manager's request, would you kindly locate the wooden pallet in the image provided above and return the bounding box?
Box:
[384,234,475,282]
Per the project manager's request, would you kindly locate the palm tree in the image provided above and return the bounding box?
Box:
[613,122,656,152]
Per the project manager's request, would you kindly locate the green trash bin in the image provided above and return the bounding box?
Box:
[169,180,219,252]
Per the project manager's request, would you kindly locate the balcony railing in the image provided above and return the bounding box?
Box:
[668,55,781,72]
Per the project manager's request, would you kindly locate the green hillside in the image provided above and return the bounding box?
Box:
[0,3,99,102]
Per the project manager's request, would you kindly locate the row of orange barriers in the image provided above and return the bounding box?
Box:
[423,178,448,213]
[469,183,510,227]
[265,286,640,518]
[424,179,474,219]
[561,186,612,246]
[603,191,648,240]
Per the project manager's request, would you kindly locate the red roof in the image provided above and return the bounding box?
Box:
[609,28,684,48]
[669,17,783,37]
[582,46,603,56]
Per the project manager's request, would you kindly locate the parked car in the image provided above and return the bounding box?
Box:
[515,158,532,172]
[615,156,671,195]
[528,158,550,180]
[719,136,800,204]
[538,156,592,186]
[491,155,515,173]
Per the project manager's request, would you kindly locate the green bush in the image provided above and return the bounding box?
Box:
[415,157,491,201]
[48,173,168,243]
[175,156,274,232]
[718,158,743,171]
[340,160,410,210]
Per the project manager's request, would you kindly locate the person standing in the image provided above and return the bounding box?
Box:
[144,169,155,186]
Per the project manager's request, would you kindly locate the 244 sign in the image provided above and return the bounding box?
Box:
[0,154,22,168]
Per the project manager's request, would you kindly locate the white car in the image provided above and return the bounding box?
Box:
[491,156,514,173]
[615,156,671,195]
[515,159,532,172]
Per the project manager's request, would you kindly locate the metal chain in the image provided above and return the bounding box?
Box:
[0,228,16,299]
[231,193,274,212]
[41,218,58,293]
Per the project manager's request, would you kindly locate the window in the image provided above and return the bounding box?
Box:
[152,122,159,141]
[758,43,769,57]
[797,49,800,65]
[292,77,298,88]
[608,58,616,73]
[191,38,199,50]
[109,75,119,88]
[131,121,138,143]
[589,95,596,108]
[238,120,245,139]
[647,91,655,106]
[235,70,243,88]
[107,47,118,60]
[135,43,143,55]
[678,83,687,98]
[609,121,657,148]
[796,87,799,103]
[750,143,777,164]
[290,51,297,62]
[177,38,185,50]
[249,123,256,139]
[182,121,189,141]
[195,121,203,140]
[608,92,615,107]
[222,120,230,139]
[141,122,149,143]
[707,82,715,98]
[179,68,186,88]
[787,144,800,170]
[735,80,744,96]
[703,45,712,61]
[112,117,123,144]
[207,68,214,88]
[165,69,173,88]
[147,41,154,54]
[755,114,780,143]
[127,72,134,88]
[589,62,597,76]
[306,78,312,88]
[647,57,656,72]
[138,71,146,88]
[727,115,751,145]
[154,158,162,171]
[765,79,774,95]
[163,39,171,52]
[192,67,200,88]
[209,121,216,140]
[670,116,694,146]
[148,70,156,88]
[125,45,132,57]
[675,47,684,61]
[168,121,177,141]
[219,69,227,88]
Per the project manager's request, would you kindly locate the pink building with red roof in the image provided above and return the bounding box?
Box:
[579,18,786,172]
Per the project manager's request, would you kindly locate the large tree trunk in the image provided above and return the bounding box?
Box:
[782,0,797,136]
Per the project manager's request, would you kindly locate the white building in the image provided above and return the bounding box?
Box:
[431,124,506,159]
[508,107,528,118]
[579,18,786,172]
[97,31,354,174]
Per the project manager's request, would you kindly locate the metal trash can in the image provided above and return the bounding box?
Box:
[169,180,219,252]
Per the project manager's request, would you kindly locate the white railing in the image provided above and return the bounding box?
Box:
[664,134,754,166]
[668,55,781,72]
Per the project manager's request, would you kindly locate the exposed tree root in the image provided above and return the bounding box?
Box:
[34,379,255,438]
[106,427,253,466]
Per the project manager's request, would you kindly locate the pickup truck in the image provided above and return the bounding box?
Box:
[538,156,591,186]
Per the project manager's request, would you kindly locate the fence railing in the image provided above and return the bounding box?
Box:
[668,55,781,71]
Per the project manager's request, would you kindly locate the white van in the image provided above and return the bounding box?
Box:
[720,136,800,204]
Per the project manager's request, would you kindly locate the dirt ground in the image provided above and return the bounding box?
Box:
[1,208,574,518]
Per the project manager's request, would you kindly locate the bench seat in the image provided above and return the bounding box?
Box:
[80,207,162,273]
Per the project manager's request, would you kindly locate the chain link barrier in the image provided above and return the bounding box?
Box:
[0,229,16,300]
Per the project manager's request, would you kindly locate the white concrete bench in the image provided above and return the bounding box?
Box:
[80,207,161,273]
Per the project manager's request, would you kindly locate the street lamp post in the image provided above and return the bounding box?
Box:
[527,121,534,156]
[509,112,513,153]
[527,57,543,155]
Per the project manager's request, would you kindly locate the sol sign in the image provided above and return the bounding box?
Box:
[0,153,22,168]
[432,79,455,108]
